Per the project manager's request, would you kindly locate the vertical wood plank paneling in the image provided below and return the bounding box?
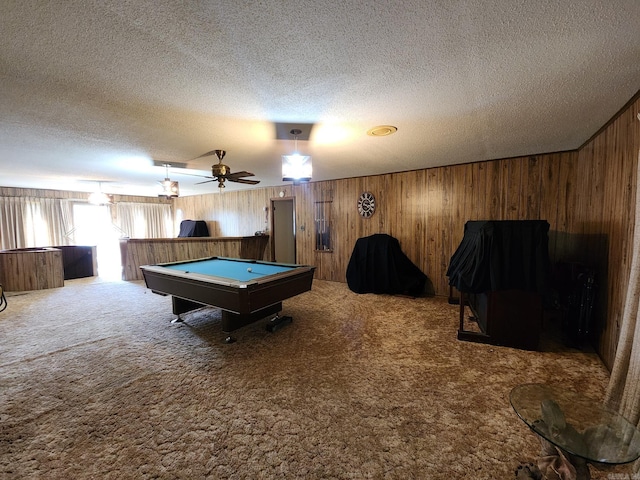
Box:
[0,248,64,291]
[555,151,579,263]
[518,157,531,218]
[461,163,475,222]
[3,97,638,369]
[439,166,454,294]
[588,99,640,368]
[165,92,637,371]
[425,168,439,291]
[524,156,542,219]
[497,159,510,218]
[451,163,473,251]
[471,162,486,220]
[485,160,501,219]
[504,157,523,219]
[538,153,559,261]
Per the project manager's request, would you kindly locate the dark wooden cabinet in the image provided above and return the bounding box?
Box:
[458,289,542,350]
[55,246,97,279]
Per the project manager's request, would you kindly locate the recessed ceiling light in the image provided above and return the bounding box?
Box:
[367,125,398,137]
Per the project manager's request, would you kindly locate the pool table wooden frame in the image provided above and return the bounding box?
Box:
[140,256,315,332]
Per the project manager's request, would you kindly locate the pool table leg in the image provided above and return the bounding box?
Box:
[170,296,205,323]
[221,302,282,332]
[170,296,287,341]
[223,313,291,343]
[172,296,204,316]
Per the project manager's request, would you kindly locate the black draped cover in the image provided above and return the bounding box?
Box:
[346,234,427,296]
[177,220,210,238]
[446,220,551,350]
[446,220,551,294]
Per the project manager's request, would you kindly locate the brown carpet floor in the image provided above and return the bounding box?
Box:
[0,277,628,479]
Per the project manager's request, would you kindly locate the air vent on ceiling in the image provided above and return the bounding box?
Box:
[367,125,398,137]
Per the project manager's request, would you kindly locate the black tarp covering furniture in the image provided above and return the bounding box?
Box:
[446,220,551,350]
[346,234,427,296]
[447,220,550,294]
[177,220,210,238]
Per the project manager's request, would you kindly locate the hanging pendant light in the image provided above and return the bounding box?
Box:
[159,164,179,198]
[282,128,312,184]
[88,182,113,205]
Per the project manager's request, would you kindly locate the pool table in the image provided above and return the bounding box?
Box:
[140,256,315,334]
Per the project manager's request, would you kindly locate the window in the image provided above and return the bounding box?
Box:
[314,200,332,251]
[73,203,121,279]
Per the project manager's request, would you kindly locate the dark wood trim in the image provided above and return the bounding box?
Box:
[579,88,640,150]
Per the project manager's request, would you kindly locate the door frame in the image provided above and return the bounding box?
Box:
[270,196,296,263]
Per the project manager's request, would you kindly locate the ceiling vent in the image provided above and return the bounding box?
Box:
[367,125,398,137]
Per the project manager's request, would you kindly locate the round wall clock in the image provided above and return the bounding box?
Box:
[357,192,376,218]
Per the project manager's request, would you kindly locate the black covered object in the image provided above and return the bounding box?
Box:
[346,234,427,296]
[446,220,550,294]
[447,220,551,350]
[177,220,210,238]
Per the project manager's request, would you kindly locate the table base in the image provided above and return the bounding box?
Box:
[536,436,589,480]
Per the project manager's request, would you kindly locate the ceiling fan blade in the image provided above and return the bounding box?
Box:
[192,150,219,160]
[186,150,261,185]
[226,171,255,179]
[178,171,215,179]
[228,178,260,185]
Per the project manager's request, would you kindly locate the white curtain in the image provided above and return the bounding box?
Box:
[0,196,72,250]
[605,150,640,475]
[606,151,640,423]
[59,199,76,245]
[115,202,173,239]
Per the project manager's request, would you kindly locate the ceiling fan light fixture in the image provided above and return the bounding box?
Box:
[367,125,397,137]
[159,179,180,198]
[158,164,179,198]
[190,149,259,190]
[88,182,113,205]
[282,129,312,183]
[282,154,312,182]
[88,191,113,205]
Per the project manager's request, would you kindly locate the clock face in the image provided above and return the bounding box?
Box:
[357,192,376,218]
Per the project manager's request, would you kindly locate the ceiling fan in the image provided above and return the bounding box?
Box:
[189,150,260,189]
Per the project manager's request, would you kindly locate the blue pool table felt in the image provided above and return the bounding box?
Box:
[164,259,293,282]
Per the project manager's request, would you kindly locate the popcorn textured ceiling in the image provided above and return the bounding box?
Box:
[0,1,639,196]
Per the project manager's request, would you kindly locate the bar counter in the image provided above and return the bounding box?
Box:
[0,247,64,291]
[119,236,269,281]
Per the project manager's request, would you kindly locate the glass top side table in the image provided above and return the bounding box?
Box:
[510,383,640,479]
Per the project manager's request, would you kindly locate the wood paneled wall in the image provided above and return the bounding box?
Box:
[0,186,172,205]
[120,236,269,280]
[3,96,638,369]
[175,153,581,293]
[173,185,297,261]
[573,96,640,369]
[174,94,640,369]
